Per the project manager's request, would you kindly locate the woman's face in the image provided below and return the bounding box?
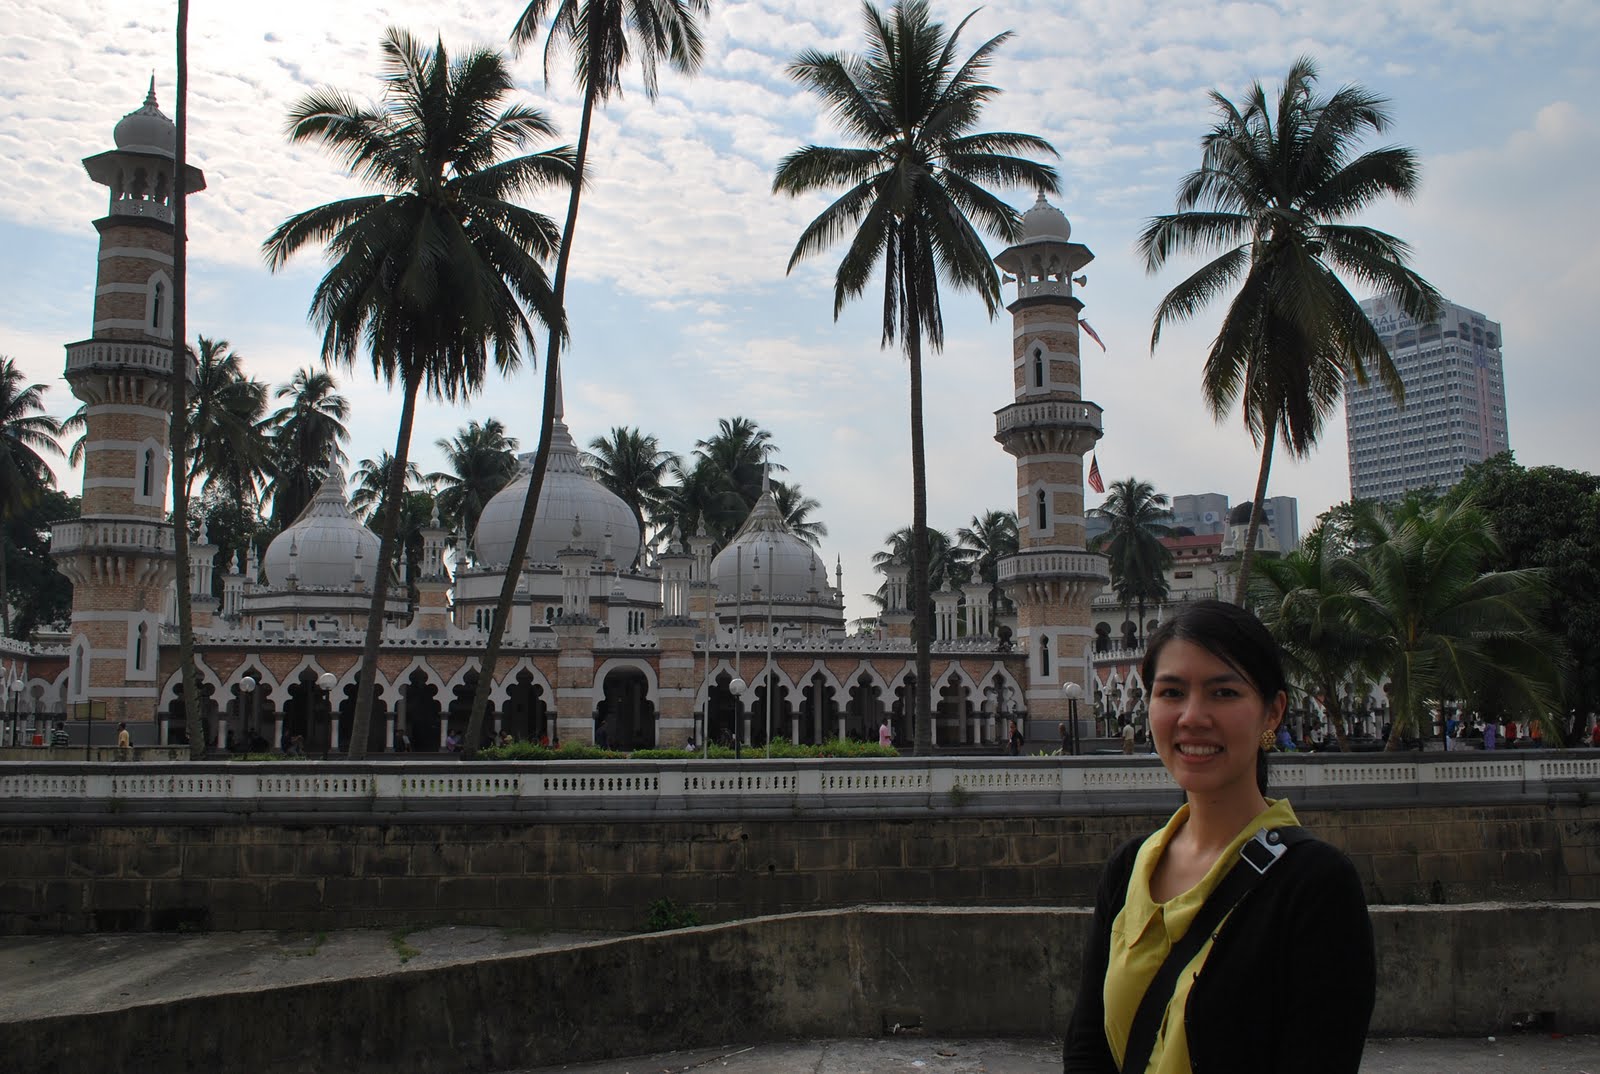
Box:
[1148,638,1285,802]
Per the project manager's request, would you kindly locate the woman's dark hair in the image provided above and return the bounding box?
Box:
[1139,600,1287,794]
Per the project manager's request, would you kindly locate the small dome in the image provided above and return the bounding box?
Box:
[472,419,640,568]
[710,488,826,599]
[1020,191,1071,243]
[113,79,176,159]
[262,470,380,588]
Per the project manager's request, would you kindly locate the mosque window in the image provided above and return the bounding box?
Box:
[152,282,163,329]
[1036,489,1048,532]
[134,622,147,670]
[1040,634,1051,675]
[1033,349,1044,388]
[141,449,154,498]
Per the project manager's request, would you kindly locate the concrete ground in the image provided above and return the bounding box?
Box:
[507,1036,1600,1074]
[3,929,1597,1073]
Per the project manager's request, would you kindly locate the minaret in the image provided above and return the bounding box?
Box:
[992,194,1109,739]
[51,82,205,725]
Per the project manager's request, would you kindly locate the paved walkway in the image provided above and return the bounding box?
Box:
[506,1036,1600,1074]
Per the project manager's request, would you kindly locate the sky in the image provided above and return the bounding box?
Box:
[1,0,1597,621]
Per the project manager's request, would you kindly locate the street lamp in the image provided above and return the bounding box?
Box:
[239,676,257,751]
[729,676,747,760]
[7,676,23,749]
[317,672,337,752]
[1063,681,1083,756]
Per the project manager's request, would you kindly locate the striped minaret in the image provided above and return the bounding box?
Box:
[992,194,1109,741]
[52,81,204,727]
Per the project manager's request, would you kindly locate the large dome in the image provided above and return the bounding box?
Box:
[113,80,176,159]
[262,470,381,588]
[471,419,641,568]
[710,488,826,599]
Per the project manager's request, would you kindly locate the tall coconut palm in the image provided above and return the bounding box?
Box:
[430,418,519,541]
[582,426,676,564]
[774,0,1059,754]
[1088,477,1174,646]
[956,508,1018,618]
[653,454,745,549]
[1141,56,1441,602]
[350,452,426,524]
[1251,525,1387,751]
[1346,498,1560,749]
[462,0,712,756]
[263,368,351,528]
[872,525,966,610]
[264,28,572,758]
[694,417,785,513]
[0,358,64,637]
[770,480,827,548]
[170,1,205,756]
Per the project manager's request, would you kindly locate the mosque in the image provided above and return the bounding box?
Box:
[12,84,1117,753]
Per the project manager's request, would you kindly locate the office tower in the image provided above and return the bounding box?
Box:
[1345,296,1510,502]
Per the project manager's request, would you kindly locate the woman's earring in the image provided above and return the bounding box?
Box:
[1260,729,1276,751]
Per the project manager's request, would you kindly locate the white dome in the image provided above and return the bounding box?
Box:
[710,489,826,599]
[471,419,641,567]
[1019,191,1071,242]
[262,470,380,588]
[113,80,176,159]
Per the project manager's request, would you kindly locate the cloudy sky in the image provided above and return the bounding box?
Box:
[2,0,1596,619]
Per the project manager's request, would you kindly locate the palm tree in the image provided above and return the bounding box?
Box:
[464,0,712,755]
[1346,498,1560,749]
[956,508,1018,618]
[1140,57,1441,602]
[582,426,676,564]
[774,0,1059,754]
[187,337,271,509]
[350,452,426,524]
[1251,526,1387,751]
[653,454,746,549]
[171,2,204,756]
[770,480,827,548]
[263,368,351,528]
[872,525,966,610]
[1089,478,1174,646]
[264,28,572,758]
[430,419,520,541]
[0,357,64,636]
[694,417,785,512]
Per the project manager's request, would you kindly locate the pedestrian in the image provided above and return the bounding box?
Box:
[1121,720,1136,755]
[50,721,69,748]
[1482,721,1497,750]
[1503,720,1518,748]
[1591,721,1600,748]
[1058,721,1069,755]
[1063,600,1374,1074]
[116,721,131,760]
[879,719,893,749]
[1008,719,1024,756]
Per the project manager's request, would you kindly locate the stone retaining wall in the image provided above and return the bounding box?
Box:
[1,904,1596,1074]
[3,800,1596,934]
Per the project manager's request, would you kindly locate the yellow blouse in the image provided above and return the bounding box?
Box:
[1103,798,1300,1074]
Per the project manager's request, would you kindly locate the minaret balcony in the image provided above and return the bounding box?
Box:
[52,517,175,558]
[994,398,1103,456]
[997,548,1110,586]
[65,339,195,381]
[109,196,174,224]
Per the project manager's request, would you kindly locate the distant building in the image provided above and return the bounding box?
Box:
[1345,296,1510,502]
[1090,491,1298,551]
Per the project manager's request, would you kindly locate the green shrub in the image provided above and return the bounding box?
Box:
[645,898,701,932]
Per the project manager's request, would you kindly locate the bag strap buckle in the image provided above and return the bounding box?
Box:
[1239,827,1288,874]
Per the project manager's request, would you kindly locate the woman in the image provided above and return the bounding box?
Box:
[1063,600,1374,1073]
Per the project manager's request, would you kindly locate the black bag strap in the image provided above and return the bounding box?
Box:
[1119,826,1312,1074]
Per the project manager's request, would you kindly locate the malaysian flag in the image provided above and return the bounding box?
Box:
[1080,319,1107,352]
[1087,454,1105,494]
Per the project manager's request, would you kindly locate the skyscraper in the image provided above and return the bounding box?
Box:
[1345,296,1510,502]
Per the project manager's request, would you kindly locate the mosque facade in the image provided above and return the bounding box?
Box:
[17,87,1115,753]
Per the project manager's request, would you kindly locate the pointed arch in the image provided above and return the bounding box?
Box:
[590,657,658,707]
[221,660,280,697]
[158,655,222,709]
[694,658,744,712]
[489,656,554,708]
[796,659,844,698]
[843,660,893,700]
[386,656,446,708]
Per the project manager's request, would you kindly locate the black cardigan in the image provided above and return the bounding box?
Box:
[1063,831,1375,1074]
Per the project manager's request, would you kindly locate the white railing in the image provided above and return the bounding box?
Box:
[64,339,195,380]
[51,517,174,556]
[0,752,1591,814]
[994,399,1103,437]
[996,550,1110,583]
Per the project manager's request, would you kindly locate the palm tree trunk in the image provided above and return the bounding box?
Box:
[172,0,203,759]
[348,375,422,759]
[463,81,594,758]
[1232,418,1277,605]
[1320,680,1351,751]
[907,318,932,757]
[1,536,10,637]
